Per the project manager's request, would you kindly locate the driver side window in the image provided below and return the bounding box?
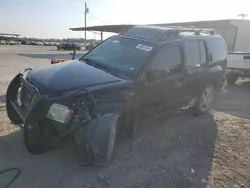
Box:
[151,45,182,72]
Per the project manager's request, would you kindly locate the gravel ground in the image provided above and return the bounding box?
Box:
[0,45,250,188]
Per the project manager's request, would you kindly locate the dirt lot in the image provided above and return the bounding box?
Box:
[0,45,250,188]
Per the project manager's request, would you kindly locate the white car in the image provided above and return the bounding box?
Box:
[0,40,6,45]
[36,42,44,46]
[9,41,16,45]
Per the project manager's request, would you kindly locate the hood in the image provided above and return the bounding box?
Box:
[27,60,123,95]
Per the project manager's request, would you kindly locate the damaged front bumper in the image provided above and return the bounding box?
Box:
[7,70,95,150]
[7,69,124,165]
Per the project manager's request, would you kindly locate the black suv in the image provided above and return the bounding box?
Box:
[6,26,227,166]
[71,43,81,51]
[57,43,81,51]
[57,43,67,50]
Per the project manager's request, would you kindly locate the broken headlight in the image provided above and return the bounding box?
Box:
[46,103,73,124]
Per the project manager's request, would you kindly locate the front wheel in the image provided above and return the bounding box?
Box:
[6,75,23,124]
[24,122,46,154]
[6,99,23,125]
[192,85,216,115]
[86,115,118,166]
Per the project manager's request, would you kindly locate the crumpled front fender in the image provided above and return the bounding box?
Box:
[73,113,119,165]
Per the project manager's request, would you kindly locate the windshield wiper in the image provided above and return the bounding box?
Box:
[82,58,111,73]
[81,58,131,79]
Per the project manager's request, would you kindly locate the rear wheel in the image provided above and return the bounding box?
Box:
[227,74,238,85]
[192,85,216,115]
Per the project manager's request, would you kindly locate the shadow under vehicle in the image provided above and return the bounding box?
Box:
[6,26,227,166]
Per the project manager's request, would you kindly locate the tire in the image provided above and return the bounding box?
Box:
[192,85,216,115]
[6,78,23,125]
[89,117,118,166]
[6,98,23,125]
[24,122,46,154]
[227,74,238,85]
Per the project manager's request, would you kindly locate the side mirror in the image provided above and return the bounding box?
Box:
[147,69,170,82]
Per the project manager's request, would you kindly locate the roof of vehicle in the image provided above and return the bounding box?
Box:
[119,25,222,43]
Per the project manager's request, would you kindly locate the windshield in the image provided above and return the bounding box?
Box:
[81,36,155,78]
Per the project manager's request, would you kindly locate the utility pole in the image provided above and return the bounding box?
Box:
[84,2,89,46]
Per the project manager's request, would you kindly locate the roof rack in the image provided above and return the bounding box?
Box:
[120,25,217,42]
[164,26,216,36]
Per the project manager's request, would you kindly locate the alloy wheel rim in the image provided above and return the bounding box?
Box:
[108,126,116,156]
[200,86,214,111]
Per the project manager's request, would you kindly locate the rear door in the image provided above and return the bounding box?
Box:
[208,38,227,76]
[184,39,209,97]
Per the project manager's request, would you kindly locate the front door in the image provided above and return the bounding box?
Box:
[136,43,188,122]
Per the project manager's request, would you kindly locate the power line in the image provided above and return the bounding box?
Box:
[87,15,94,25]
[88,13,108,24]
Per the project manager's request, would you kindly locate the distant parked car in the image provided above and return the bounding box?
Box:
[31,41,36,45]
[0,40,6,45]
[86,43,94,50]
[36,42,44,46]
[71,43,81,51]
[43,42,49,46]
[9,41,16,45]
[57,43,67,50]
[49,42,55,46]
[21,40,27,45]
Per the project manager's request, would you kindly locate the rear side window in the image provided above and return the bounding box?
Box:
[210,39,226,61]
[185,40,208,68]
[199,41,207,64]
[185,41,200,68]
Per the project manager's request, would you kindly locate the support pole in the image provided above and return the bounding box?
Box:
[101,31,103,41]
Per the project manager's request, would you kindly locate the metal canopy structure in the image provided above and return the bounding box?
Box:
[69,20,231,41]
[69,19,250,47]
[70,24,136,33]
[69,20,236,34]
[0,33,20,37]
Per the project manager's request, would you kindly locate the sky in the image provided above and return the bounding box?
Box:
[0,0,250,39]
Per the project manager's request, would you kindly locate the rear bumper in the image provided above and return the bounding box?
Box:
[227,68,250,77]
